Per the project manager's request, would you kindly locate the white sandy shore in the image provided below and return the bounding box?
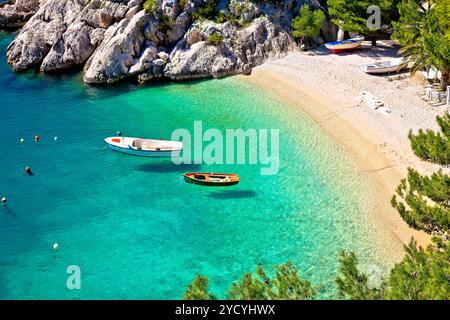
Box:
[239,41,449,255]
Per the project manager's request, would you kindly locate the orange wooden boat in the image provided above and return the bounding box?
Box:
[183,173,239,186]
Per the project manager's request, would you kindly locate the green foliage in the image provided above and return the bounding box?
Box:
[183,275,216,300]
[435,0,450,41]
[328,0,392,43]
[393,0,450,88]
[182,262,315,300]
[158,14,173,32]
[144,0,160,14]
[206,33,224,45]
[192,1,217,21]
[408,113,450,165]
[392,112,450,234]
[386,240,450,299]
[336,240,450,300]
[391,168,450,234]
[229,262,315,300]
[291,5,326,41]
[335,251,385,299]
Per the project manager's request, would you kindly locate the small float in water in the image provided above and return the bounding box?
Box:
[325,38,363,54]
[360,58,408,74]
[183,173,240,187]
[105,136,182,157]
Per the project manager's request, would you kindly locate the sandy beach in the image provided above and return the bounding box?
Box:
[240,41,449,252]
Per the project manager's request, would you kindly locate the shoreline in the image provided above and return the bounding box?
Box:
[238,43,449,255]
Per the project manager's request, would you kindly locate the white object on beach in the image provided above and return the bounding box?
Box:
[359,92,390,114]
[377,107,391,115]
[360,92,384,110]
[360,58,408,74]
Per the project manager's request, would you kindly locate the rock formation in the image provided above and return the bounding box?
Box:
[0,0,40,29]
[3,0,336,84]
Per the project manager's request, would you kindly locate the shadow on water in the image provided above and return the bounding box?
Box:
[208,190,257,200]
[1,207,16,217]
[0,29,234,101]
[136,162,202,173]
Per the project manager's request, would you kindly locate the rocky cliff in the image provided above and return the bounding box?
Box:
[3,0,335,84]
[0,0,40,28]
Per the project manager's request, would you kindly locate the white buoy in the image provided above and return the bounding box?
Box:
[53,243,59,251]
[54,136,58,142]
[19,138,25,144]
[1,197,7,206]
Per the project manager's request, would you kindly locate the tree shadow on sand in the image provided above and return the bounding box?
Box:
[136,162,202,173]
[208,190,257,200]
[307,42,400,59]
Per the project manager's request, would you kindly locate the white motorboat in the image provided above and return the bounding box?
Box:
[105,136,182,157]
[360,58,408,74]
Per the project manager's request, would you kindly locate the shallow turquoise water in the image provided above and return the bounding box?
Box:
[0,31,390,299]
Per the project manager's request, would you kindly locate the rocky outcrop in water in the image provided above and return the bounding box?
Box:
[5,0,336,84]
[0,0,40,29]
[164,17,292,80]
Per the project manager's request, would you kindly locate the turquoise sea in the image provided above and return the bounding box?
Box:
[0,31,395,299]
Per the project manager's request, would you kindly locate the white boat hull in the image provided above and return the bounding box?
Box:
[360,58,408,74]
[325,38,363,52]
[105,137,182,158]
[107,144,180,157]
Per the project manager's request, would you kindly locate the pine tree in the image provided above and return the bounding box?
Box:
[408,113,450,165]
[182,262,315,300]
[328,0,392,46]
[291,5,326,45]
[336,240,450,300]
[386,240,450,299]
[391,168,450,234]
[183,275,216,300]
[228,262,315,300]
[335,251,385,299]
[392,113,450,235]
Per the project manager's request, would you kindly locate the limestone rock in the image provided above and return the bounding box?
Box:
[164,17,292,81]
[0,0,40,29]
[6,0,85,71]
[83,10,150,83]
[4,0,308,83]
[157,51,169,61]
[40,22,97,71]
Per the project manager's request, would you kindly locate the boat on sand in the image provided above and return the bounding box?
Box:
[105,136,182,157]
[325,38,363,53]
[183,173,240,186]
[360,58,408,74]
